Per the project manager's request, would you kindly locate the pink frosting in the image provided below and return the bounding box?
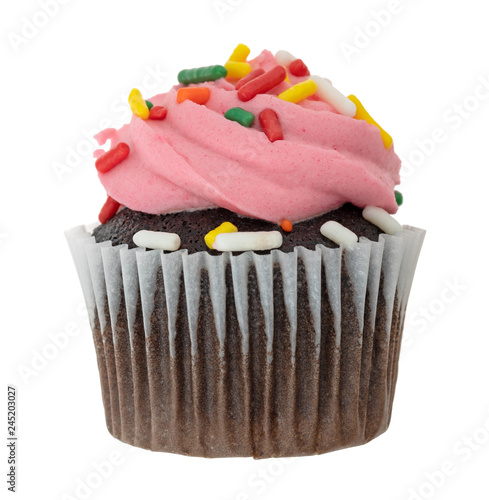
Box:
[95,50,401,223]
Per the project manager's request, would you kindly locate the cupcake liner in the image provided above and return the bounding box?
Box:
[65,225,425,458]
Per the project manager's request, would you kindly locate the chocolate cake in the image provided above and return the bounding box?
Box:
[92,204,384,253]
[88,252,403,458]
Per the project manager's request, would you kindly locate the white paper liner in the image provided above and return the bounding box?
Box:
[65,225,425,458]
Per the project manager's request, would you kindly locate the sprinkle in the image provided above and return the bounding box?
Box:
[237,65,286,102]
[229,43,251,62]
[178,65,227,85]
[259,109,283,142]
[205,222,238,249]
[128,88,149,119]
[320,221,358,248]
[395,190,403,206]
[363,206,402,235]
[278,79,317,104]
[281,219,293,232]
[145,100,154,110]
[95,142,130,173]
[99,196,121,224]
[310,75,356,117]
[149,106,168,120]
[235,68,265,90]
[275,50,296,67]
[224,60,252,79]
[133,230,181,251]
[177,87,210,105]
[348,95,393,149]
[224,107,255,127]
[289,59,310,77]
[213,231,283,252]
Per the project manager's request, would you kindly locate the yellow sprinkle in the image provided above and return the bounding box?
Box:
[224,60,252,79]
[205,222,238,249]
[284,67,290,83]
[278,79,317,104]
[229,43,250,62]
[348,95,393,149]
[128,88,149,120]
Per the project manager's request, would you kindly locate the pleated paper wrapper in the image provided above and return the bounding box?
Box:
[65,225,425,459]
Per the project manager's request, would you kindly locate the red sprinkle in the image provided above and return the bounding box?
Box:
[237,65,286,102]
[259,109,283,142]
[289,59,310,77]
[95,142,130,173]
[99,196,121,224]
[149,106,167,120]
[235,68,265,90]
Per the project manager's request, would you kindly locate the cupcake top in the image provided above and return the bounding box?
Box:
[94,46,401,231]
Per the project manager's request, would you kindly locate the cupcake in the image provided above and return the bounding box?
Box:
[66,45,425,459]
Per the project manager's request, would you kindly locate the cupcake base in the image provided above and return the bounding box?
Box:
[66,225,424,458]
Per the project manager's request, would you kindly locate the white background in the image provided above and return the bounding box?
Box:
[2,0,488,499]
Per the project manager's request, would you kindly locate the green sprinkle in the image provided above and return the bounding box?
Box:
[224,107,255,127]
[178,65,227,85]
[395,190,403,206]
[145,100,154,110]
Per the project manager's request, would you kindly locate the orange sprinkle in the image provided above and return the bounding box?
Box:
[281,219,293,232]
[177,87,210,105]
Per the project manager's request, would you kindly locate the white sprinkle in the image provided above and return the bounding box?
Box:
[275,50,297,66]
[310,75,356,117]
[320,221,358,248]
[133,230,181,251]
[362,206,403,235]
[213,231,283,252]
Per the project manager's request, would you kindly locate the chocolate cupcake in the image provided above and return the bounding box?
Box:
[66,45,425,458]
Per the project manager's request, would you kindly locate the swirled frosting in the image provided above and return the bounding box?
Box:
[95,50,401,224]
